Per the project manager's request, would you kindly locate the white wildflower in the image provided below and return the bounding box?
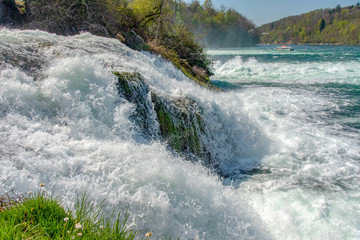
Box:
[75,223,82,229]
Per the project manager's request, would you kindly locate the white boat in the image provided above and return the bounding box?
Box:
[275,46,294,51]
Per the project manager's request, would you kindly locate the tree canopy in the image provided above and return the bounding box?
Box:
[258,4,360,45]
[174,0,259,47]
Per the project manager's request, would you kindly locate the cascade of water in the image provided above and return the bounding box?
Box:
[0,29,271,239]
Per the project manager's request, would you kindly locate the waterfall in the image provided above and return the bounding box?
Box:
[0,29,271,239]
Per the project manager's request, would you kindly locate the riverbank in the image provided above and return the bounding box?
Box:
[0,188,141,239]
[0,0,213,88]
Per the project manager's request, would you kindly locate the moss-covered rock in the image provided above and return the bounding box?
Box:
[151,92,212,163]
[114,71,158,138]
[114,71,143,99]
[114,71,213,164]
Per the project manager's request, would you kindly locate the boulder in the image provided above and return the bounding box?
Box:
[114,71,213,164]
[122,30,145,50]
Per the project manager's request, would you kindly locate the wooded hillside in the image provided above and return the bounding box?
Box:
[175,0,259,47]
[258,4,360,45]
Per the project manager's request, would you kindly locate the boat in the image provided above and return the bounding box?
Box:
[274,46,294,51]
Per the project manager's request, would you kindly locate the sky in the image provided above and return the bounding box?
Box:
[183,0,359,26]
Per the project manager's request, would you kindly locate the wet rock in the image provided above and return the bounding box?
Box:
[114,71,213,164]
[151,92,213,164]
[115,71,158,138]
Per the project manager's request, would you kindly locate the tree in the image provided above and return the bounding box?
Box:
[319,18,326,32]
[336,4,341,13]
[203,0,213,10]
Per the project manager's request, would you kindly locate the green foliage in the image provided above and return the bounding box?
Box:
[259,5,360,45]
[0,190,138,240]
[174,0,259,47]
[127,0,214,84]
[319,18,326,32]
[15,0,26,14]
[27,0,214,85]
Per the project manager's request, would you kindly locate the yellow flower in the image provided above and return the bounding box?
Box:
[40,183,45,187]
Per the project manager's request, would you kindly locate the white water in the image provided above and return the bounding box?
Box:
[211,49,360,240]
[0,29,271,239]
[1,29,360,240]
[212,55,360,84]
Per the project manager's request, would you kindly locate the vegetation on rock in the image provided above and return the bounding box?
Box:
[114,71,213,164]
[151,92,208,161]
[258,4,360,45]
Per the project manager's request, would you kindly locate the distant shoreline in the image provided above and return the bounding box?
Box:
[258,43,360,46]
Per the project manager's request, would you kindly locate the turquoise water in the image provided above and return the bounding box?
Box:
[210,45,360,130]
[210,45,360,239]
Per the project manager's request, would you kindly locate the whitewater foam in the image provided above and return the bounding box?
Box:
[0,29,271,239]
[2,29,360,239]
[209,47,360,239]
[212,56,360,85]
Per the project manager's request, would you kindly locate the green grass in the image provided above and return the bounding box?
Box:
[0,189,142,240]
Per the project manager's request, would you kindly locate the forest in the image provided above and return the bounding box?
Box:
[258,4,360,45]
[174,0,259,47]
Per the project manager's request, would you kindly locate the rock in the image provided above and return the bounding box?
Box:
[88,24,110,38]
[0,1,10,24]
[114,71,213,164]
[151,92,212,163]
[122,30,145,50]
[115,71,158,138]
[0,0,29,25]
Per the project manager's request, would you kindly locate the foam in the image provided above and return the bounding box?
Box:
[0,29,271,239]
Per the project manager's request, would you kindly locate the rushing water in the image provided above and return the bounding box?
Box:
[210,45,360,240]
[0,29,359,239]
